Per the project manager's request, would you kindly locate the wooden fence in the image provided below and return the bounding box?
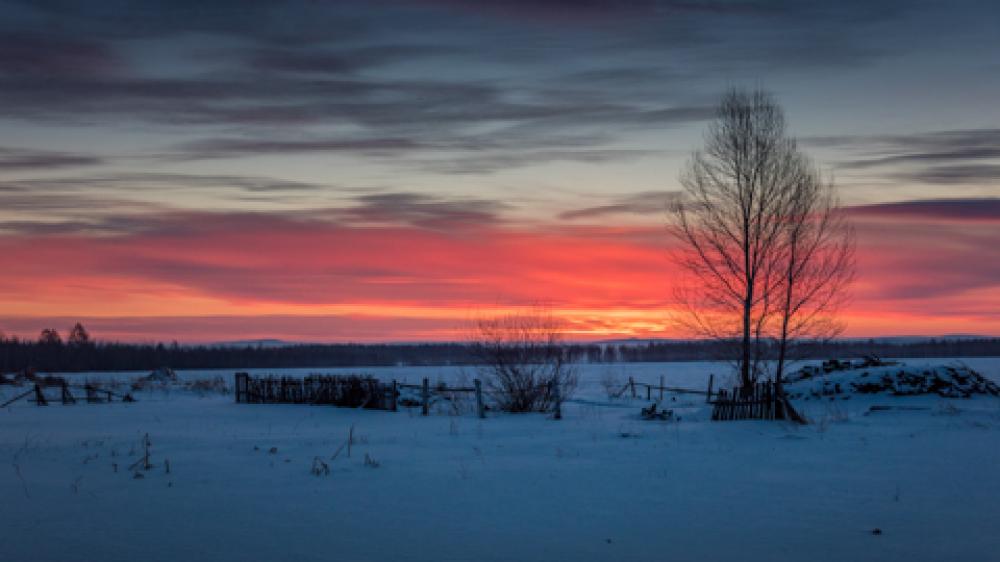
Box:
[710,381,805,423]
[1,380,134,408]
[235,373,487,418]
[396,378,487,418]
[619,374,716,404]
[234,373,393,410]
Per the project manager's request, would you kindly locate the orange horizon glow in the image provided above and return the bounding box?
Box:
[1,206,998,343]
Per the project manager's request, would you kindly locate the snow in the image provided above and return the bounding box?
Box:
[2,358,1000,562]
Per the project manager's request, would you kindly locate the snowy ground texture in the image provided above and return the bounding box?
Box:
[3,358,1000,562]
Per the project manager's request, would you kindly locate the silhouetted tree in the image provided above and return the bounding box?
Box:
[670,88,841,389]
[68,323,91,346]
[38,328,62,346]
[772,172,855,389]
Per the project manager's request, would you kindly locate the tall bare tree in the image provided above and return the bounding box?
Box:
[670,88,852,390]
[772,175,855,390]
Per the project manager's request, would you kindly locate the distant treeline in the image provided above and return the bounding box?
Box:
[1,325,999,373]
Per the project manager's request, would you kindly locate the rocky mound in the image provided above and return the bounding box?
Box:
[784,359,1000,400]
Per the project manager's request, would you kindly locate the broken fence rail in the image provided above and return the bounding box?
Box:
[618,374,716,404]
[1,380,135,407]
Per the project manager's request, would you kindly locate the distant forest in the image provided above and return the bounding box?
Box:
[1,323,999,373]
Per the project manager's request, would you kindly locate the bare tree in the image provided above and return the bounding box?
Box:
[772,175,855,390]
[38,328,62,346]
[670,89,809,388]
[470,308,577,413]
[68,322,91,346]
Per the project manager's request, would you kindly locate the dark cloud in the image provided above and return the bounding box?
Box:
[159,103,706,167]
[0,219,144,236]
[0,173,335,193]
[2,1,370,44]
[893,164,1000,185]
[417,149,657,175]
[0,1,988,177]
[0,1,916,140]
[170,137,423,160]
[812,128,1000,185]
[336,192,507,228]
[0,75,382,125]
[0,32,119,77]
[248,44,458,75]
[0,185,507,235]
[845,198,1000,303]
[0,147,103,170]
[854,220,1000,302]
[402,0,864,23]
[560,190,682,220]
[0,172,345,236]
[843,148,1000,169]
[848,198,1000,222]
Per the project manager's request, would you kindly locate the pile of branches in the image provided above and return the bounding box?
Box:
[786,362,999,400]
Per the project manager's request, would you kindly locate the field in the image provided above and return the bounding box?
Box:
[3,359,1000,562]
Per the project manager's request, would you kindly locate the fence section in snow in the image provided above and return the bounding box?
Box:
[0,379,135,408]
[616,374,716,403]
[710,381,805,423]
[235,373,487,418]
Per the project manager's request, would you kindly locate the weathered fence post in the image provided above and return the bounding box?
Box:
[474,379,485,419]
[706,374,714,404]
[629,376,635,398]
[142,433,152,470]
[551,379,562,420]
[61,380,75,404]
[421,377,429,416]
[33,383,48,406]
[390,380,398,412]
[234,372,248,403]
[659,375,664,401]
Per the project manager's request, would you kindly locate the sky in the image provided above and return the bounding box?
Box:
[1,0,998,343]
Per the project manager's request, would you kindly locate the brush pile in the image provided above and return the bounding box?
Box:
[785,359,1000,400]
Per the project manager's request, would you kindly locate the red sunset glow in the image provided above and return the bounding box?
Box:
[2,203,996,342]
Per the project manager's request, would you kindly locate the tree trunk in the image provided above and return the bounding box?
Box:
[741,294,752,391]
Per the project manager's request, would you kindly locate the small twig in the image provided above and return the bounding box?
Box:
[12,462,29,498]
[330,441,348,461]
[348,425,354,459]
[11,433,34,498]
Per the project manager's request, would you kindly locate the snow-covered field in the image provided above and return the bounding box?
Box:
[3,359,1000,562]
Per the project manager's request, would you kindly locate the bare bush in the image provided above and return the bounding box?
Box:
[184,376,228,394]
[599,369,626,399]
[311,457,330,476]
[470,308,577,413]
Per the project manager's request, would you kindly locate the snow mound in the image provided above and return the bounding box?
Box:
[784,359,1000,400]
